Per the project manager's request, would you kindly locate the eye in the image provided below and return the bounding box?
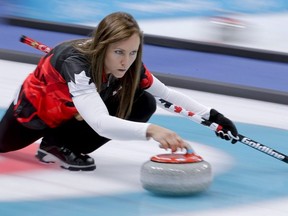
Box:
[115,50,124,55]
[130,50,137,55]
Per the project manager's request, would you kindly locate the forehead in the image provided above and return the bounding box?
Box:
[109,33,140,50]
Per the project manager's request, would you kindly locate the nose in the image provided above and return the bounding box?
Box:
[121,55,130,68]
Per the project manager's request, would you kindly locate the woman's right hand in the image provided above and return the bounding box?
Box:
[146,124,186,152]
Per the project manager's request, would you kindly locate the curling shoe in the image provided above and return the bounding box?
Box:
[35,142,96,171]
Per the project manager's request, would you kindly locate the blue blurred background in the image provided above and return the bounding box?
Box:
[0,0,287,104]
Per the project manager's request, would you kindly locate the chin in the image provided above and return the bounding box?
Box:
[114,73,126,78]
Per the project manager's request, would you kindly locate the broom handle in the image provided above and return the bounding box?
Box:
[156,97,288,164]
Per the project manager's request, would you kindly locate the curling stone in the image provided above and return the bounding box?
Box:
[140,143,212,196]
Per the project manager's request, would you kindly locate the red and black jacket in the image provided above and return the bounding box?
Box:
[13,40,153,129]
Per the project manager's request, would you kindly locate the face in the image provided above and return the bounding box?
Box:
[104,33,140,78]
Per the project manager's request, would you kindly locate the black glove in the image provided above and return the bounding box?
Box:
[208,109,238,144]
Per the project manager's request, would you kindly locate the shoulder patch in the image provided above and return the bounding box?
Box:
[140,64,153,89]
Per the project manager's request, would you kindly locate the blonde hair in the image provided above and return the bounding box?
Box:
[74,12,143,119]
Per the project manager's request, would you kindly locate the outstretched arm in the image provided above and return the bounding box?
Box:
[73,92,186,151]
[146,75,238,143]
